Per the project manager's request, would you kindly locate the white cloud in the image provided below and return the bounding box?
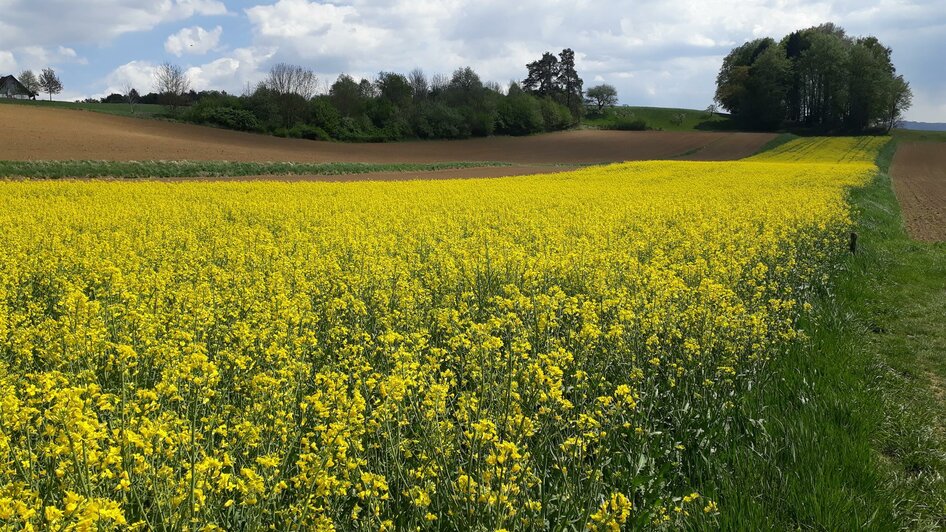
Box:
[165,26,224,56]
[0,0,227,48]
[8,45,86,71]
[0,50,16,72]
[236,0,946,121]
[103,47,275,96]
[185,47,276,92]
[246,0,393,65]
[104,60,159,95]
[242,0,830,85]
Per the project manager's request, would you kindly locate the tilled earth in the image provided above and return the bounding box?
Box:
[891,141,946,242]
[0,104,775,179]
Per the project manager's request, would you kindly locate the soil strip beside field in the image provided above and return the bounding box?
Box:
[890,141,946,242]
[0,105,775,166]
[166,165,581,182]
[674,133,778,161]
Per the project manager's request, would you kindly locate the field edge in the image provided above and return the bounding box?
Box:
[687,139,946,529]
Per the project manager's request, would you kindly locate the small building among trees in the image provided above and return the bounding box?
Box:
[0,75,37,100]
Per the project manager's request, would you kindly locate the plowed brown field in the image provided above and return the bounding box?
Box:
[0,105,775,178]
[891,142,946,242]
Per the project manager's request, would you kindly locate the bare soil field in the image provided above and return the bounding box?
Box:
[0,105,774,174]
[891,141,946,242]
[675,133,775,161]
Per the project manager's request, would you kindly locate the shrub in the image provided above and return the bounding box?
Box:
[468,110,497,137]
[611,118,650,131]
[380,115,413,141]
[205,107,262,132]
[101,93,126,104]
[539,98,574,131]
[415,103,469,139]
[309,97,342,138]
[183,95,262,132]
[332,116,388,143]
[288,124,331,141]
[497,94,544,136]
[244,87,281,131]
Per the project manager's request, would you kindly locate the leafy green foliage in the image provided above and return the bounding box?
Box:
[173,64,577,142]
[185,97,262,132]
[497,93,544,136]
[585,84,618,114]
[716,23,912,132]
[523,48,584,119]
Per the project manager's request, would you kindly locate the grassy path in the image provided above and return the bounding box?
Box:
[691,139,946,529]
[851,142,946,528]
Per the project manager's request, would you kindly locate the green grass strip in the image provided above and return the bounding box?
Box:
[0,160,511,179]
[685,138,946,529]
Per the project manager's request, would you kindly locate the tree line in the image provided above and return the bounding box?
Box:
[20,50,630,142]
[114,49,611,142]
[715,23,912,132]
[193,49,584,141]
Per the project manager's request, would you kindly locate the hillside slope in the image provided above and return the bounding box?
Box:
[0,105,775,164]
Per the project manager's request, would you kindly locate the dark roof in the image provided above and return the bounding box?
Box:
[1,75,35,97]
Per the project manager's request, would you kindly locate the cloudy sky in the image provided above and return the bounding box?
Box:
[1,0,944,121]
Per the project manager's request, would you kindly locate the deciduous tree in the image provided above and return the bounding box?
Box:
[122,84,140,115]
[407,69,428,101]
[38,68,63,101]
[265,63,317,100]
[18,70,40,96]
[154,62,191,113]
[329,75,366,117]
[264,63,318,127]
[585,84,618,114]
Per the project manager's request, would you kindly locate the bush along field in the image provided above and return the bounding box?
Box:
[0,140,881,529]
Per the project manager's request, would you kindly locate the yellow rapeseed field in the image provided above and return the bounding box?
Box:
[748,136,888,163]
[0,155,876,529]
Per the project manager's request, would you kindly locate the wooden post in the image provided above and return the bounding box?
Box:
[849,232,858,254]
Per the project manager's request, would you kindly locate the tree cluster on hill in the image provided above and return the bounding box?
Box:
[715,23,912,132]
[110,51,586,142]
[522,48,585,117]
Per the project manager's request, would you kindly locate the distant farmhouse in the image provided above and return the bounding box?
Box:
[1,75,37,100]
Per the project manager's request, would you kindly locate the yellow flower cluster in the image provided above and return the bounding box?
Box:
[0,154,874,529]
[749,136,886,163]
